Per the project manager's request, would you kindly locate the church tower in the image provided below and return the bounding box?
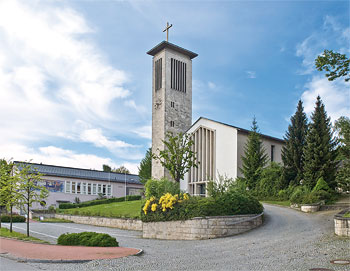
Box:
[147,25,198,180]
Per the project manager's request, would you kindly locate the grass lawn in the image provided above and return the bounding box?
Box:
[59,200,142,219]
[261,200,291,207]
[0,227,48,243]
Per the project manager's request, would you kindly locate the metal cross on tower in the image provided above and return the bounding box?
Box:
[163,22,173,42]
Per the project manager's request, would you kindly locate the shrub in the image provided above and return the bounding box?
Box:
[0,215,26,222]
[290,186,309,204]
[141,191,263,222]
[312,177,330,193]
[255,162,284,199]
[57,232,118,247]
[59,195,141,209]
[144,178,180,199]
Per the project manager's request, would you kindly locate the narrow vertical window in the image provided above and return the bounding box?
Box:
[170,58,186,92]
[171,101,175,108]
[92,184,97,195]
[71,182,76,194]
[65,181,71,193]
[271,145,275,162]
[87,183,91,195]
[170,121,174,127]
[155,58,162,90]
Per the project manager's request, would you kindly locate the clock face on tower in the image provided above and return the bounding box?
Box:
[154,98,162,110]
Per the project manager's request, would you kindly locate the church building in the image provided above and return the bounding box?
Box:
[147,25,285,196]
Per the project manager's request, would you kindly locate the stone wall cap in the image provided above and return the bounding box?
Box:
[147,41,198,59]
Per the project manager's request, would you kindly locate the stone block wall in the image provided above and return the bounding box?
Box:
[300,204,320,213]
[334,210,350,237]
[142,213,263,240]
[55,214,142,231]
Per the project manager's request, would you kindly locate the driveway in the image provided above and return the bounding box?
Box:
[1,204,348,271]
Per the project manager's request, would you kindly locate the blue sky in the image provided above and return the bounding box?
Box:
[0,0,349,173]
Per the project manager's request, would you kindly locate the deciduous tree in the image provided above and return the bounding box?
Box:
[315,50,349,82]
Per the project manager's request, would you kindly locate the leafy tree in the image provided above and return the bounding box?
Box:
[102,164,112,172]
[241,117,268,190]
[303,96,338,189]
[334,116,350,160]
[138,148,152,184]
[16,163,49,237]
[256,162,284,199]
[113,166,130,174]
[315,50,349,82]
[281,100,308,186]
[0,159,19,232]
[152,132,198,182]
[335,161,350,192]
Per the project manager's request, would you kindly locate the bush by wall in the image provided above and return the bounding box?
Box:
[59,195,141,209]
[141,191,263,223]
[57,232,118,247]
[144,178,180,199]
[0,215,26,222]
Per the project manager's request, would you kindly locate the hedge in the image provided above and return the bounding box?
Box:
[57,232,118,247]
[0,215,26,223]
[141,191,263,223]
[59,195,141,209]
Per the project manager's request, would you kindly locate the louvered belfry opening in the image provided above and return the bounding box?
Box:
[171,58,186,93]
[155,58,162,91]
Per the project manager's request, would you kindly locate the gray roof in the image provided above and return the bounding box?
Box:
[190,117,285,144]
[147,41,198,59]
[14,162,142,185]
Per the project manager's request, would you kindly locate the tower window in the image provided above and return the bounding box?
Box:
[171,101,175,108]
[271,145,275,162]
[170,121,175,127]
[155,58,162,91]
[171,58,186,92]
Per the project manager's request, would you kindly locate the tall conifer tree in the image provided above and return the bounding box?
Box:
[303,96,337,189]
[281,100,308,186]
[241,117,268,190]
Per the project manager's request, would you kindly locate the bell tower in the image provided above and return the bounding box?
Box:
[147,25,198,180]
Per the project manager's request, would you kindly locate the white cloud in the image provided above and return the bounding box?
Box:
[134,125,152,140]
[0,0,147,169]
[301,76,350,122]
[246,71,256,79]
[124,99,146,114]
[208,81,216,89]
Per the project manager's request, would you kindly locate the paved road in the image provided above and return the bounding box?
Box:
[1,204,348,271]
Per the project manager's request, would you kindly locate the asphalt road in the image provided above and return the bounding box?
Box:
[1,204,349,271]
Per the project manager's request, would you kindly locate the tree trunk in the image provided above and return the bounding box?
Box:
[10,204,13,232]
[27,202,30,237]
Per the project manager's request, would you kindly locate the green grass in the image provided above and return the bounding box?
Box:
[261,200,291,207]
[343,212,350,218]
[0,227,48,243]
[60,200,142,219]
[32,217,73,223]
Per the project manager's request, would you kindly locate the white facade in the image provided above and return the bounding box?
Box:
[181,117,285,196]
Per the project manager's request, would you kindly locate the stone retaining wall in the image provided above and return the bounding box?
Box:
[334,209,350,237]
[300,204,320,213]
[142,213,263,240]
[55,214,142,231]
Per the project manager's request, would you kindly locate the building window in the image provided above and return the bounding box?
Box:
[170,121,174,127]
[171,101,175,108]
[71,182,76,194]
[87,183,91,195]
[107,184,112,196]
[92,184,97,195]
[155,58,162,91]
[171,58,186,92]
[97,184,102,194]
[102,184,106,196]
[77,182,81,194]
[82,183,87,194]
[271,145,275,162]
[65,181,71,193]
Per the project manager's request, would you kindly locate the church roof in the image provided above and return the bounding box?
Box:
[190,117,285,143]
[147,41,198,59]
[14,161,142,185]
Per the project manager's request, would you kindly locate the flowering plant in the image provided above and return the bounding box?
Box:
[142,193,189,215]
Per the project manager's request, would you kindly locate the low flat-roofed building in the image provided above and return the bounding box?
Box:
[14,162,144,208]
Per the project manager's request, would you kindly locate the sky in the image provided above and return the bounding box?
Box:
[0,0,349,174]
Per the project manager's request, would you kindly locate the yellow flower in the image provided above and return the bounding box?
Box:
[151,203,158,212]
[183,193,189,200]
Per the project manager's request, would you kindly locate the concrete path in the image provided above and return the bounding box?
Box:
[1,204,349,271]
[0,238,141,263]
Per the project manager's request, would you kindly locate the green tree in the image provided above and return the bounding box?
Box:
[0,159,19,232]
[335,161,350,192]
[303,96,338,189]
[315,50,349,82]
[138,148,152,184]
[152,132,198,182]
[256,162,284,199]
[281,100,308,186]
[102,164,112,172]
[241,117,268,190]
[113,166,130,174]
[334,116,350,160]
[16,163,49,237]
